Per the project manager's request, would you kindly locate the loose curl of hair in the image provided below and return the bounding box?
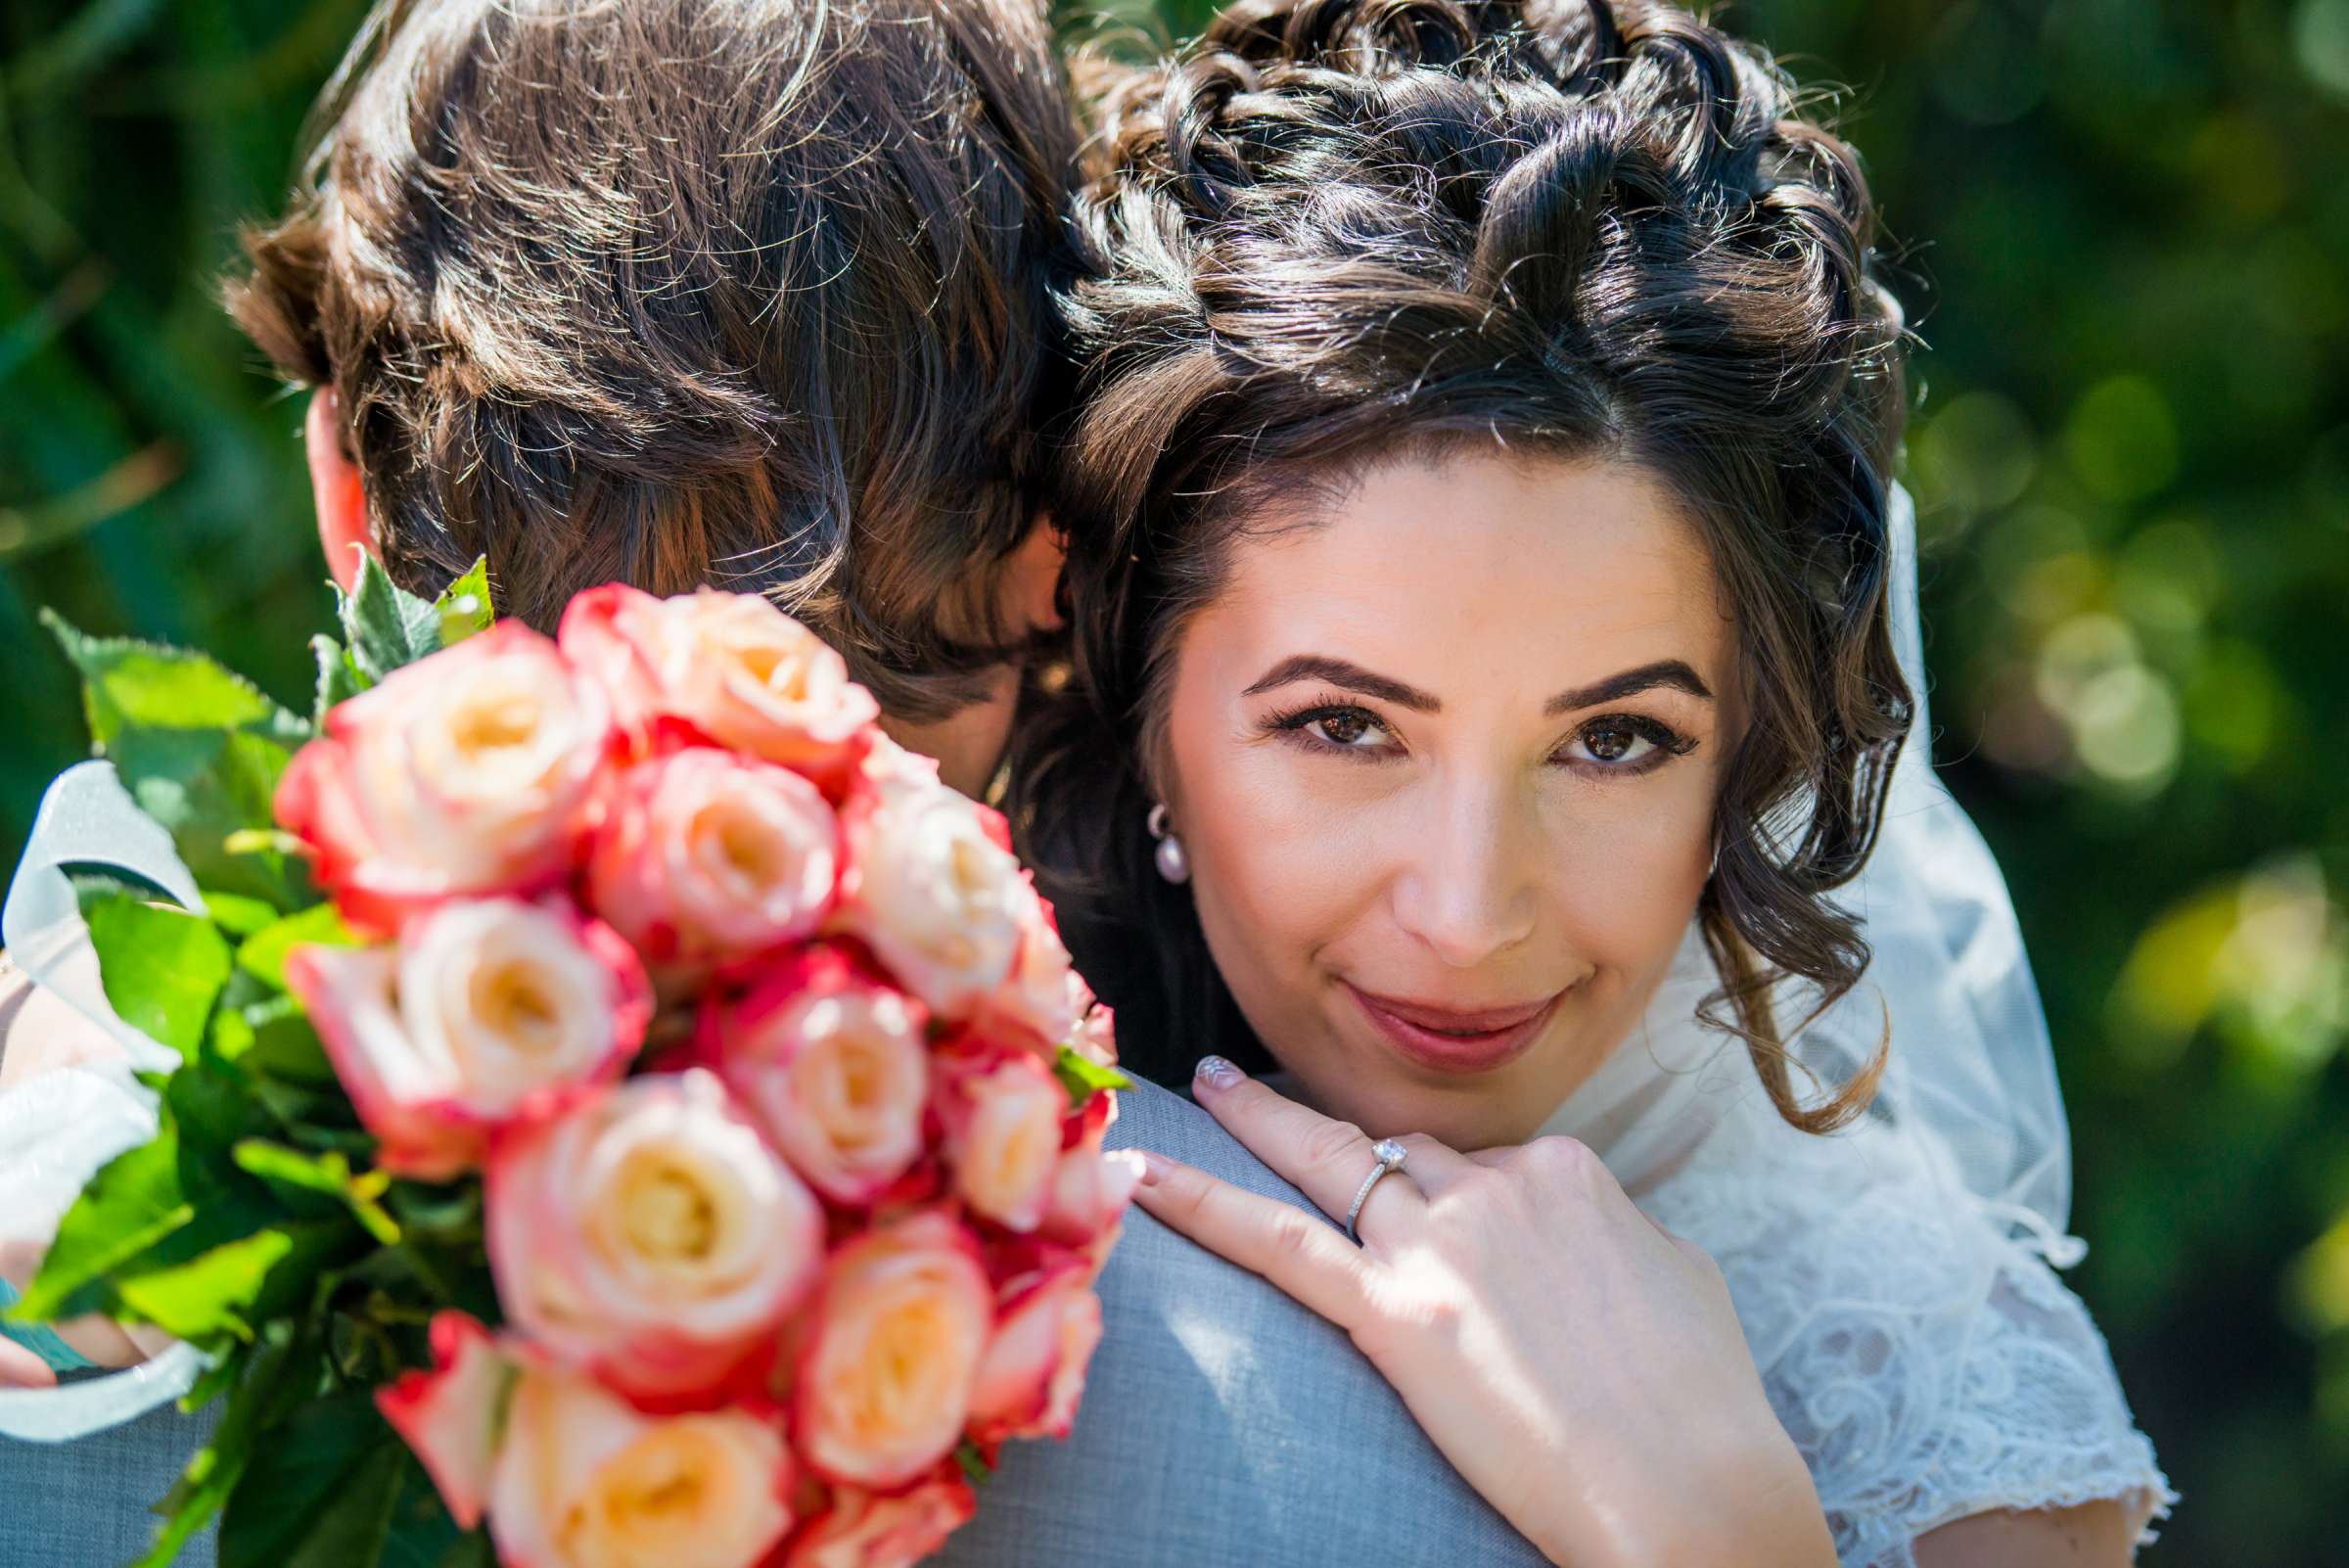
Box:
[1015,0,1916,1134]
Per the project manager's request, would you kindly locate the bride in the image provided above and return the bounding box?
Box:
[1015,0,2174,1561]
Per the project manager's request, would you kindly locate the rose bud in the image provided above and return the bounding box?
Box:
[584,747,840,979]
[966,1257,1105,1445]
[783,1467,978,1568]
[932,1045,1067,1233]
[377,1312,512,1530]
[792,1212,994,1490]
[553,581,675,738]
[855,730,944,791]
[489,1069,825,1407]
[560,584,877,785]
[1039,1137,1148,1262]
[971,877,1091,1056]
[491,1351,796,1568]
[712,949,929,1207]
[275,621,611,932]
[285,898,651,1179]
[831,777,1024,1020]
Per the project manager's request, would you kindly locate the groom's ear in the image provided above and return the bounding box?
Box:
[304,388,373,594]
[1003,514,1067,636]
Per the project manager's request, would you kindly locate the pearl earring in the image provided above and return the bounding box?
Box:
[1146,803,1190,885]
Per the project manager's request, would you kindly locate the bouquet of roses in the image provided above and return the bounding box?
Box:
[4,562,1136,1568]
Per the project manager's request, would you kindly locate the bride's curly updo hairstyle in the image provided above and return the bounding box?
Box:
[1016,0,1915,1133]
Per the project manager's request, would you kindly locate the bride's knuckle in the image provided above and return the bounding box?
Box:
[1516,1133,1599,1182]
[1449,1165,1511,1210]
[1265,1210,1323,1269]
[1301,1118,1368,1172]
[1679,1236,1726,1280]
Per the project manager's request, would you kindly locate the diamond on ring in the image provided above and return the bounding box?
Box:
[1346,1138,1411,1244]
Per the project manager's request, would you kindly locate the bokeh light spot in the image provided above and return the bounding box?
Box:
[2063,377,2180,502]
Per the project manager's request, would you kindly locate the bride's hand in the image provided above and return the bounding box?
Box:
[1131,1056,1835,1568]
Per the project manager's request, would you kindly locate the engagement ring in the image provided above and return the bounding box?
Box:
[1345,1138,1410,1244]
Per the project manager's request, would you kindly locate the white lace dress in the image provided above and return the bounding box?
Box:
[1543,918,2176,1567]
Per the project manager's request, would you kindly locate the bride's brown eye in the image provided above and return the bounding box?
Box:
[1560,714,1694,772]
[1585,722,1634,761]
[1266,701,1394,756]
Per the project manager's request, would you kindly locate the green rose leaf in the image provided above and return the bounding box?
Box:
[236,1140,402,1245]
[433,559,495,647]
[221,1396,404,1568]
[139,1327,325,1568]
[237,902,362,992]
[85,893,233,1059]
[111,1215,352,1347]
[43,611,312,908]
[1053,1043,1135,1110]
[954,1438,996,1489]
[234,994,340,1086]
[115,1228,296,1342]
[381,1455,480,1568]
[40,611,304,744]
[312,632,368,723]
[422,1532,496,1568]
[201,892,283,939]
[341,555,447,682]
[6,1131,194,1324]
[166,1053,282,1169]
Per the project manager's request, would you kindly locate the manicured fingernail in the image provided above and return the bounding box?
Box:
[1134,1150,1172,1187]
[1195,1055,1242,1089]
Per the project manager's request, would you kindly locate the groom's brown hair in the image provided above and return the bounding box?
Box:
[227,0,1077,720]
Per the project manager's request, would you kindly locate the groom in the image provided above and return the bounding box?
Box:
[0,1,1544,1564]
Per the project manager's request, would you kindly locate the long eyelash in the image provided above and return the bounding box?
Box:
[1565,714,1699,774]
[1259,698,1396,758]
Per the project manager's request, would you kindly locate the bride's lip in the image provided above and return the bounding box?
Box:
[1341,983,1567,1074]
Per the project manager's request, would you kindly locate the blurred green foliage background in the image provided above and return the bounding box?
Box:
[0,0,2343,1560]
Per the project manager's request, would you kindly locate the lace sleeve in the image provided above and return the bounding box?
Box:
[1654,1115,2178,1568]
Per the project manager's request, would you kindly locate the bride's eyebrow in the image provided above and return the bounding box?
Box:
[1242,655,1716,715]
[1243,655,1439,712]
[1543,660,1714,715]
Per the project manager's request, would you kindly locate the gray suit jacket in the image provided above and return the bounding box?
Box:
[939,1079,1543,1567]
[0,1080,1539,1567]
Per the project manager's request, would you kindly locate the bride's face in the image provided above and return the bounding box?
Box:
[1156,450,1737,1150]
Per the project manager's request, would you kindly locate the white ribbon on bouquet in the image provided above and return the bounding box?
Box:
[0,761,209,1440]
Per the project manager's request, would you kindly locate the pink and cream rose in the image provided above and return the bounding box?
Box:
[559,584,876,785]
[711,948,930,1207]
[488,1367,794,1568]
[783,1469,977,1568]
[966,1257,1105,1446]
[791,1212,994,1490]
[931,1046,1067,1233]
[488,1070,825,1406]
[382,1319,793,1568]
[585,747,839,978]
[275,622,612,932]
[284,897,650,1179]
[831,779,1025,1020]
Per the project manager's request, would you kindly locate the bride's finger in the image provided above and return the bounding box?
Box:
[1129,1150,1370,1330]
[1189,1056,1435,1235]
[0,1335,58,1389]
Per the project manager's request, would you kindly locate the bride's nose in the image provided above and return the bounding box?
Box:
[1387,769,1540,968]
